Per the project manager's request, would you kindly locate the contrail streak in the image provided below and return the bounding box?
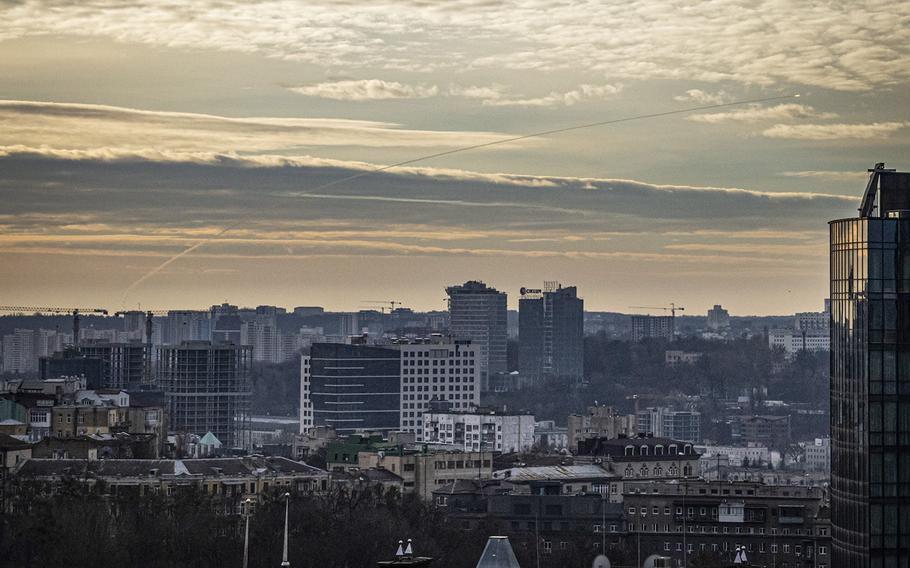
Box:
[120,93,799,307]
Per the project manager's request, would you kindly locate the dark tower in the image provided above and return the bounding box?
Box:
[830,163,910,566]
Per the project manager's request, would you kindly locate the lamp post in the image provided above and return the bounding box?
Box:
[243,498,253,568]
[281,492,291,568]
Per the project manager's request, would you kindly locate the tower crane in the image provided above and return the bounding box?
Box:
[360,300,404,313]
[628,303,685,318]
[0,306,109,348]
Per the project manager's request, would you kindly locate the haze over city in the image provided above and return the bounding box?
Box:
[2,1,909,313]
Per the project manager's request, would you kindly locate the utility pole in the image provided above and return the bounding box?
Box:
[243,498,253,568]
[281,492,291,567]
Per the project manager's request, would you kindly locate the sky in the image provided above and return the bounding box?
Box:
[1,0,908,315]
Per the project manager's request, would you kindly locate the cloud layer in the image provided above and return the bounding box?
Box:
[2,1,908,91]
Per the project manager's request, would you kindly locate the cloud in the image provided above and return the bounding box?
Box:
[0,99,521,152]
[4,1,901,91]
[448,84,508,100]
[779,170,871,181]
[762,122,909,140]
[481,84,623,107]
[674,89,731,105]
[288,79,439,101]
[687,104,837,124]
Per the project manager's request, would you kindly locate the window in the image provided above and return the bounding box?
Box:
[543,541,552,554]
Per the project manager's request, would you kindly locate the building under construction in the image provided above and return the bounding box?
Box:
[78,339,148,389]
[158,341,252,449]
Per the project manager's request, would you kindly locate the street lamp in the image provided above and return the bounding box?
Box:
[281,492,291,568]
[243,498,253,568]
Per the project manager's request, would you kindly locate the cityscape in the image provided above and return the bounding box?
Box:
[1,2,909,568]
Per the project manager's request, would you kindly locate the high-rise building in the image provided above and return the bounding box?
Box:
[636,407,701,443]
[518,283,584,383]
[830,163,910,566]
[446,281,507,391]
[78,339,148,389]
[158,341,252,449]
[706,304,730,330]
[300,338,479,435]
[1,329,37,374]
[630,314,674,341]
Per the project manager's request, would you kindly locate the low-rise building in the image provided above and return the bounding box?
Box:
[567,406,636,451]
[731,415,791,449]
[576,436,701,482]
[664,351,703,366]
[534,420,569,451]
[623,479,830,567]
[422,408,535,453]
[636,407,701,444]
[694,444,771,468]
[358,447,493,500]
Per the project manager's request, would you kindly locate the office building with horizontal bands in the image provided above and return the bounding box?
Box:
[301,338,479,435]
[830,163,910,567]
[518,284,584,383]
[158,341,252,450]
[446,281,507,391]
[422,408,535,453]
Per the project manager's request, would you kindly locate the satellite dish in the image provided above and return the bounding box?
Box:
[592,555,611,568]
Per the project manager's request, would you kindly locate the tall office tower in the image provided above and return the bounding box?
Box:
[79,339,148,389]
[518,283,584,383]
[301,338,479,435]
[830,163,910,566]
[446,281,507,391]
[158,341,252,449]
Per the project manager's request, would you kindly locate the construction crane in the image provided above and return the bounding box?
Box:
[629,303,685,318]
[0,306,109,348]
[360,300,404,313]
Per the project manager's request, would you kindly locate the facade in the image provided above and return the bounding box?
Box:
[422,409,535,453]
[301,339,479,436]
[534,420,569,451]
[567,406,636,451]
[158,341,252,449]
[694,444,771,468]
[829,163,910,566]
[518,284,584,383]
[636,407,701,444]
[623,480,830,568]
[768,328,831,356]
[706,305,730,330]
[631,315,674,341]
[446,281,508,391]
[664,350,702,366]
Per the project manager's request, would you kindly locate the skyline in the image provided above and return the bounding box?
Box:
[2,1,908,314]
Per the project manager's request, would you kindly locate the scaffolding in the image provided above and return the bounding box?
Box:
[158,341,252,449]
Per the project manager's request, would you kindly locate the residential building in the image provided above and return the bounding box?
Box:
[567,406,636,451]
[518,283,584,383]
[768,328,830,357]
[12,455,329,500]
[0,433,32,471]
[630,315,674,341]
[534,420,569,451]
[446,281,508,391]
[731,415,790,449]
[664,350,702,366]
[358,446,492,500]
[706,304,730,330]
[694,444,771,468]
[158,341,252,449]
[636,407,701,444]
[301,338,479,435]
[575,436,701,481]
[2,329,37,374]
[422,408,535,453]
[804,437,830,473]
[623,479,830,568]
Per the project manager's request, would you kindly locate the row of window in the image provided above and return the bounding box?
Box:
[661,541,827,556]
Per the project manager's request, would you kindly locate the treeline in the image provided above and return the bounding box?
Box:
[0,481,608,568]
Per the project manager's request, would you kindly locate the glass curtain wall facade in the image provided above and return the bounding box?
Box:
[830,165,910,567]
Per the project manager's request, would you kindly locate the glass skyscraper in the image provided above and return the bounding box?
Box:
[830,163,910,566]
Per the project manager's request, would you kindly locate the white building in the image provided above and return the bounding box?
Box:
[422,409,535,453]
[804,437,830,472]
[768,328,830,356]
[695,443,771,467]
